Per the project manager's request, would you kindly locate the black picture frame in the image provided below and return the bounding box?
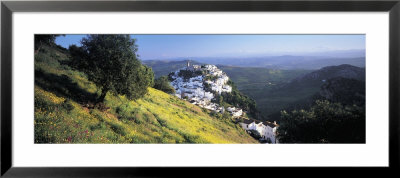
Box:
[1,0,399,177]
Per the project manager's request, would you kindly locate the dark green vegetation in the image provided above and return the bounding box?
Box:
[219,66,310,91]
[199,75,258,119]
[221,64,365,143]
[220,65,365,122]
[35,34,65,53]
[219,81,258,119]
[154,76,175,94]
[142,60,202,78]
[219,66,312,120]
[34,36,257,144]
[319,77,365,106]
[277,100,365,143]
[266,64,365,121]
[68,35,154,103]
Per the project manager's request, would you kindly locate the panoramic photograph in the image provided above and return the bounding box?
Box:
[34,34,365,144]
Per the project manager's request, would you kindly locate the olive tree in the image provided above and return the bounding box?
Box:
[69,35,154,103]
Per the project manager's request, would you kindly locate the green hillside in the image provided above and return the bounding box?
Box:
[218,66,312,120]
[219,66,311,91]
[219,65,365,122]
[34,45,258,144]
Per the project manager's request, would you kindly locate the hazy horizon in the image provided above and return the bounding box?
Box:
[55,34,365,60]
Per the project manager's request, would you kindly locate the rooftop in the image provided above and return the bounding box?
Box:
[242,119,254,124]
[263,121,278,128]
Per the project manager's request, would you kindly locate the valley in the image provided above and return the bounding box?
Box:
[145,60,366,123]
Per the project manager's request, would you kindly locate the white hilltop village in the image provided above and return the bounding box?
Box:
[168,61,279,143]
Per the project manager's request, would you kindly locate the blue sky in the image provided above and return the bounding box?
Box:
[55,34,365,60]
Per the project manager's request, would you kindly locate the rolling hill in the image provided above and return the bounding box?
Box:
[263,64,366,121]
[218,64,365,122]
[319,77,366,106]
[34,45,258,143]
[218,65,311,91]
[157,54,365,70]
[290,64,365,85]
[215,66,312,121]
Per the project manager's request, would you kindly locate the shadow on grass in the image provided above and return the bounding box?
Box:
[35,69,98,104]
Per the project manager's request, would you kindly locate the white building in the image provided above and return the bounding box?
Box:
[239,119,254,130]
[227,107,243,117]
[204,65,217,71]
[193,65,201,70]
[169,63,242,119]
[239,119,279,144]
[211,70,223,76]
[261,121,278,143]
[222,85,232,93]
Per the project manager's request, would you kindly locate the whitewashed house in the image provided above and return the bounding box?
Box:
[193,65,201,70]
[239,119,279,144]
[227,107,243,117]
[239,119,254,130]
[169,63,244,117]
[204,92,214,100]
[261,121,279,143]
[222,85,232,93]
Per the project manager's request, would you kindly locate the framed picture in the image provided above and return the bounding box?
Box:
[2,0,399,177]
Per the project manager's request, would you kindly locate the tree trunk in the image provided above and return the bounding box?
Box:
[34,43,42,55]
[34,46,40,55]
[97,88,108,103]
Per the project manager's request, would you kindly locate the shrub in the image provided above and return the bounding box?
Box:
[61,99,74,111]
[154,76,175,94]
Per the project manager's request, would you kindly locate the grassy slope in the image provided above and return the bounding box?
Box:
[34,45,258,144]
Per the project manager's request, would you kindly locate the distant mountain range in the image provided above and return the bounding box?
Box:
[143,55,365,70]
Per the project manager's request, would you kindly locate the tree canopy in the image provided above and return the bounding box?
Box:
[34,34,64,52]
[276,100,365,143]
[68,35,154,103]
